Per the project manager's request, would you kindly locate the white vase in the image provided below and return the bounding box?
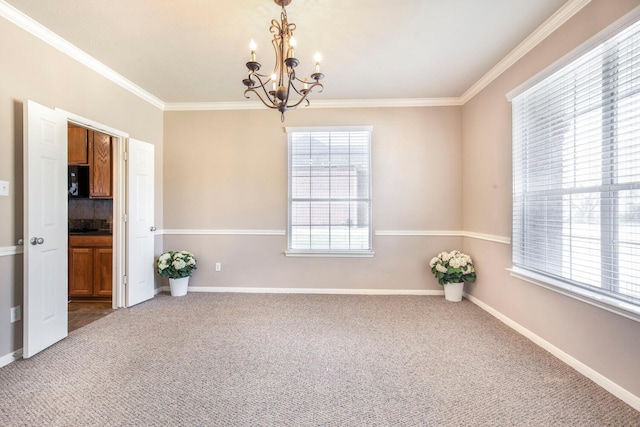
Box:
[169,277,189,296]
[444,282,464,302]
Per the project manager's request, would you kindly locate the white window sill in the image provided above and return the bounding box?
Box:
[508,267,640,323]
[284,250,375,258]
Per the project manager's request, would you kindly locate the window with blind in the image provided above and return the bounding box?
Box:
[511,17,640,317]
[286,126,372,255]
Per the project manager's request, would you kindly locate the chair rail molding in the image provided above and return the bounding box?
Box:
[0,246,23,257]
[374,230,510,245]
[159,229,285,236]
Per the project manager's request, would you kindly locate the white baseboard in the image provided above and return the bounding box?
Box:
[0,348,22,367]
[160,286,444,296]
[464,292,640,412]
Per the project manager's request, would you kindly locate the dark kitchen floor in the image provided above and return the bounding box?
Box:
[68,301,114,332]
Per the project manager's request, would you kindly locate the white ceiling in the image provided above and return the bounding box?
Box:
[4,0,571,105]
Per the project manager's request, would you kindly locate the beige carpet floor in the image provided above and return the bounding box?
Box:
[0,293,638,426]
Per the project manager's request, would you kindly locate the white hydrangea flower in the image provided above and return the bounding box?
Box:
[436,264,448,273]
[172,259,186,270]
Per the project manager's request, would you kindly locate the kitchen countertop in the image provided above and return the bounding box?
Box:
[69,230,112,236]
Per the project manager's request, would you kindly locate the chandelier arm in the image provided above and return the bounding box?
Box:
[251,73,279,105]
[302,81,324,95]
[289,80,308,98]
[289,84,304,97]
[243,88,280,109]
[284,85,322,109]
[310,82,324,93]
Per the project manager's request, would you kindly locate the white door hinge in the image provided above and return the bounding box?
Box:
[123,151,128,161]
[123,275,127,285]
[123,213,128,223]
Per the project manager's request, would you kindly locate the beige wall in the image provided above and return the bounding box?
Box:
[462,0,640,397]
[0,17,164,357]
[162,107,463,290]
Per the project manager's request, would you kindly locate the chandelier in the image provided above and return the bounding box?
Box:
[242,0,324,121]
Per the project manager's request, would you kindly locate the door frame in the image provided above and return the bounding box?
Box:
[57,109,128,308]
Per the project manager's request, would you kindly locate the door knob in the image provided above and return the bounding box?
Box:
[30,237,37,245]
[17,238,24,246]
[150,226,157,232]
[37,237,45,245]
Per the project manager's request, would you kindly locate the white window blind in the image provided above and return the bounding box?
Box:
[287,127,372,253]
[512,18,640,312]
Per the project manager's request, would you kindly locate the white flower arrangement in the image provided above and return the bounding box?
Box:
[429,250,476,285]
[156,250,197,279]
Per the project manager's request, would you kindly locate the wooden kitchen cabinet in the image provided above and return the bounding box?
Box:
[68,247,94,296]
[69,235,113,299]
[89,130,112,198]
[93,248,113,297]
[68,124,112,198]
[68,124,89,165]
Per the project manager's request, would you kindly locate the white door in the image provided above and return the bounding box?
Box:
[23,100,68,358]
[126,138,155,307]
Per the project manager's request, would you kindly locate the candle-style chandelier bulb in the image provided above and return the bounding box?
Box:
[242,0,324,122]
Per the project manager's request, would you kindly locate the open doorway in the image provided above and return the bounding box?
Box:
[58,109,131,312]
[61,109,156,310]
[66,122,116,330]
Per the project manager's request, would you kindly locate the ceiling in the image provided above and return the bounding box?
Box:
[4,0,572,105]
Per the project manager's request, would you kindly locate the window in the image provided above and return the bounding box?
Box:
[286,126,372,256]
[511,18,640,317]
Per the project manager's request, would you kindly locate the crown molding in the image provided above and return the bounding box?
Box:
[459,0,592,104]
[163,101,264,111]
[164,97,463,111]
[306,98,464,108]
[0,0,165,110]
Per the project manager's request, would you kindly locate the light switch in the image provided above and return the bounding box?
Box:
[0,181,8,196]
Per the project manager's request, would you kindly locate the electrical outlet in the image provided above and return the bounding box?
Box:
[10,306,21,323]
[215,262,221,272]
[0,180,9,197]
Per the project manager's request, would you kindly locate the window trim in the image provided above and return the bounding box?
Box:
[509,8,640,322]
[285,126,373,257]
[284,250,375,258]
[509,267,640,323]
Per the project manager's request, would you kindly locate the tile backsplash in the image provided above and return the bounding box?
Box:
[68,199,113,231]
[68,218,112,232]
